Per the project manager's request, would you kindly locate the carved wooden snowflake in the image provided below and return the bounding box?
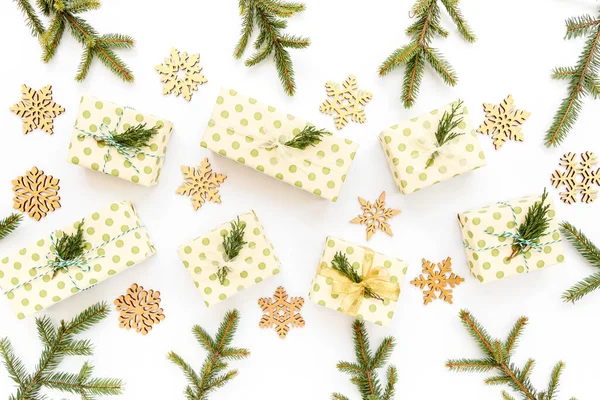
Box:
[10,84,65,135]
[258,286,305,339]
[12,167,61,221]
[319,75,373,130]
[155,48,208,101]
[551,152,600,204]
[177,158,227,210]
[411,257,464,305]
[114,283,165,336]
[350,191,401,241]
[477,94,530,150]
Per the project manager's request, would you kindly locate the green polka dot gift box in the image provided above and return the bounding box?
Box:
[458,195,565,284]
[177,210,280,308]
[200,88,359,202]
[0,201,156,319]
[379,100,487,195]
[309,236,408,327]
[67,96,174,187]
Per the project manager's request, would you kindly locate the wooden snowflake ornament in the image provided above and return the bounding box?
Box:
[12,167,61,221]
[411,257,464,305]
[551,152,600,204]
[114,283,165,336]
[176,158,227,210]
[320,75,373,130]
[155,48,207,101]
[10,84,64,135]
[258,286,305,339]
[477,94,530,149]
[350,192,401,241]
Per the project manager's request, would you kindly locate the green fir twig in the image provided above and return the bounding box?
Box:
[234,0,311,96]
[425,99,465,168]
[0,213,23,241]
[508,189,551,261]
[168,309,250,400]
[0,302,123,400]
[53,220,86,279]
[559,221,600,303]
[110,123,159,149]
[332,320,397,400]
[331,252,383,302]
[284,125,331,150]
[218,218,247,285]
[447,310,577,400]
[379,0,476,108]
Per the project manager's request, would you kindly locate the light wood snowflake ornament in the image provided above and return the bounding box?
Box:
[411,257,464,305]
[320,75,373,130]
[10,84,65,135]
[12,167,61,221]
[350,192,401,241]
[551,152,600,204]
[114,283,165,336]
[477,94,530,150]
[258,286,305,339]
[155,48,207,101]
[177,158,227,210]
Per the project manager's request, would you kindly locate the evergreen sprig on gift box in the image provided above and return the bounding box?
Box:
[14,0,135,82]
[332,320,397,400]
[546,8,600,147]
[234,0,311,96]
[560,221,600,303]
[0,213,23,241]
[379,0,476,108]
[447,310,576,400]
[218,218,247,285]
[0,302,124,399]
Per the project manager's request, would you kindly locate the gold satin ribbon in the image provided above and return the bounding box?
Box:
[318,249,400,316]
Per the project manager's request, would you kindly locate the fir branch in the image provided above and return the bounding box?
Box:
[559,221,600,303]
[53,220,86,279]
[331,252,383,302]
[1,302,123,400]
[0,213,23,241]
[508,189,551,260]
[168,310,250,400]
[332,320,397,400]
[217,218,247,285]
[234,0,310,96]
[546,9,600,147]
[425,99,464,168]
[284,125,331,150]
[447,310,576,400]
[108,123,159,149]
[379,0,475,108]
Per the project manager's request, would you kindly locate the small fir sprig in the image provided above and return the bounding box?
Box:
[168,309,250,400]
[379,0,476,108]
[218,218,247,285]
[546,8,600,147]
[332,320,397,400]
[0,302,123,399]
[284,125,331,150]
[0,213,23,241]
[508,189,551,261]
[234,0,311,96]
[53,220,86,279]
[331,252,383,302]
[559,221,600,303]
[110,123,159,149]
[447,310,576,400]
[425,99,465,168]
[15,0,135,82]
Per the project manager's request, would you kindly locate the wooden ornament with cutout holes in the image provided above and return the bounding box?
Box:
[258,286,305,339]
[12,166,61,221]
[114,283,165,336]
[10,84,65,135]
[350,191,401,241]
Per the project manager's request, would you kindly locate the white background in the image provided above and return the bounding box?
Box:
[0,0,599,399]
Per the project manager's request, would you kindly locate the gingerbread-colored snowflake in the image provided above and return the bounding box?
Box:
[114,283,165,336]
[551,152,600,204]
[320,75,372,130]
[258,286,305,339]
[10,84,65,135]
[12,167,61,221]
[155,48,207,101]
[176,158,227,210]
[477,94,530,150]
[350,191,401,241]
[411,257,464,305]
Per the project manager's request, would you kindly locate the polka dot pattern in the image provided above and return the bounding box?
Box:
[379,101,487,194]
[67,96,174,187]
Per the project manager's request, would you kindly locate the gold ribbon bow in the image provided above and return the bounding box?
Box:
[318,249,400,316]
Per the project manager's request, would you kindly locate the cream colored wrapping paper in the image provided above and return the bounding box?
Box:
[201,88,359,202]
[379,101,487,194]
[67,96,174,187]
[0,201,156,319]
[177,211,280,307]
[458,195,565,284]
[309,237,408,327]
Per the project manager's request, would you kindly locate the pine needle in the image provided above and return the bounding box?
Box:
[284,125,331,150]
[218,218,247,285]
[0,213,23,241]
[560,221,600,303]
[426,99,465,168]
[509,189,551,260]
[111,123,158,149]
[330,252,383,301]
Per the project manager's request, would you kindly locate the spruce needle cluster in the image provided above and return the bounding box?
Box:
[508,189,551,261]
[52,220,86,279]
[546,8,600,147]
[234,0,311,96]
[168,309,250,400]
[332,320,397,400]
[447,310,576,400]
[0,302,123,399]
[425,99,465,168]
[331,252,383,302]
[218,218,247,285]
[0,213,23,241]
[14,0,135,82]
[284,125,331,150]
[379,0,476,108]
[109,124,159,150]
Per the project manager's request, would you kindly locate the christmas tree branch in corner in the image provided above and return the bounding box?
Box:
[447,310,577,400]
[168,309,250,400]
[0,213,23,241]
[0,302,123,400]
